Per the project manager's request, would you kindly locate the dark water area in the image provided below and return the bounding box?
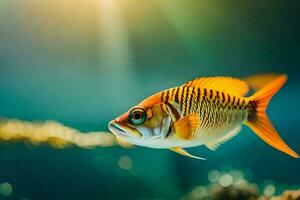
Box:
[0,1,299,199]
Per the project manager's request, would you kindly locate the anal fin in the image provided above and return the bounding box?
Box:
[205,126,242,151]
[170,147,206,160]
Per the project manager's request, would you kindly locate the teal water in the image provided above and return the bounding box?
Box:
[0,1,299,199]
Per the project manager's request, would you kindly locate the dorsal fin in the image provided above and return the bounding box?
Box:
[205,126,242,151]
[184,76,250,96]
[244,73,282,91]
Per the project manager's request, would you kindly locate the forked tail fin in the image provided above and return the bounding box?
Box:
[245,74,299,158]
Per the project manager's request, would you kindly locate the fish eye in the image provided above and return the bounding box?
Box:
[129,107,147,125]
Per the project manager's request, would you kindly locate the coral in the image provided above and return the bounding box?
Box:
[0,118,131,148]
[211,183,258,200]
[259,188,300,200]
[182,181,258,200]
[181,169,299,200]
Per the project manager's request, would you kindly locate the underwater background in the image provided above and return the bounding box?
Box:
[0,0,299,199]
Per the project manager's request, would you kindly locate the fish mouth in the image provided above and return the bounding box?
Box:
[108,120,142,139]
[108,120,128,137]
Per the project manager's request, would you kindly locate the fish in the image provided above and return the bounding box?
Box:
[108,74,299,159]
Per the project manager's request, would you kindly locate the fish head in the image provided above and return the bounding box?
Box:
[108,93,174,147]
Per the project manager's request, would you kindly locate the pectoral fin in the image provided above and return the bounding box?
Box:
[172,113,200,140]
[170,147,206,160]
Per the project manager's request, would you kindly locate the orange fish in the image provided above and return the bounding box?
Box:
[108,74,299,159]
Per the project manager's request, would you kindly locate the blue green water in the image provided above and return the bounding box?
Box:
[0,1,299,199]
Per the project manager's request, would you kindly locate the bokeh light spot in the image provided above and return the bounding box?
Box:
[230,170,244,181]
[219,174,233,187]
[192,186,207,198]
[118,156,132,170]
[208,170,220,183]
[264,184,276,196]
[0,182,13,197]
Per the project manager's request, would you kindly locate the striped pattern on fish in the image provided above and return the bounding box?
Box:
[160,86,251,142]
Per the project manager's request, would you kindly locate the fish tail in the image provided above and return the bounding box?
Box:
[245,74,299,158]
